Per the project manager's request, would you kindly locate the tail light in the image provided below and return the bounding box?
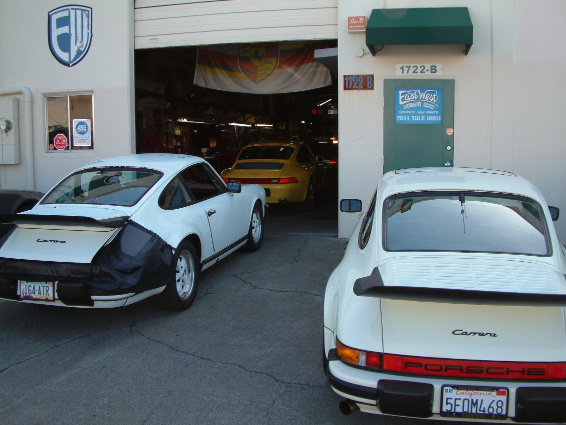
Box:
[335,338,566,380]
[222,177,298,184]
[336,339,382,369]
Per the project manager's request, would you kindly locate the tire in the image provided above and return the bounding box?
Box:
[158,241,199,310]
[300,179,315,210]
[243,204,264,252]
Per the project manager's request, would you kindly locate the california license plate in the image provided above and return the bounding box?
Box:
[19,281,55,301]
[441,385,508,419]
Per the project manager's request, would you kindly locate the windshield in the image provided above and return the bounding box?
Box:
[383,192,550,256]
[238,145,294,160]
[42,167,163,207]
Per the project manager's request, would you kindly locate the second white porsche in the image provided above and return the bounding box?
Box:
[324,167,566,423]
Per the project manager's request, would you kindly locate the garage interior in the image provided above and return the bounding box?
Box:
[134,42,339,234]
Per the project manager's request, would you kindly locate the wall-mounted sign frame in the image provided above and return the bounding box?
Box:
[395,88,443,124]
[344,75,374,90]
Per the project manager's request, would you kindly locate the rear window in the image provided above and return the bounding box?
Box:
[383,192,551,256]
[42,167,163,207]
[238,146,294,160]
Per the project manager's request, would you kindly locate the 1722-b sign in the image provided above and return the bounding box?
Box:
[344,75,374,90]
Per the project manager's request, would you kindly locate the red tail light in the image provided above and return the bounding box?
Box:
[384,354,566,380]
[336,339,566,380]
[222,177,298,184]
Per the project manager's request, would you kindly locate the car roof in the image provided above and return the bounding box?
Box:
[76,154,205,177]
[380,167,545,201]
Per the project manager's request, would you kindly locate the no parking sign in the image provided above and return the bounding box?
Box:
[53,133,68,150]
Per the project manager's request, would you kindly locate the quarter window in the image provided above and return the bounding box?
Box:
[358,191,377,249]
[46,93,94,151]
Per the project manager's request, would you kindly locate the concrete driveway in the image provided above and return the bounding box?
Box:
[0,226,379,425]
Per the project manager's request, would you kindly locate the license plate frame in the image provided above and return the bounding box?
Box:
[19,280,55,301]
[441,385,508,420]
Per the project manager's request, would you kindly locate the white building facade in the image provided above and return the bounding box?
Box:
[0,0,565,241]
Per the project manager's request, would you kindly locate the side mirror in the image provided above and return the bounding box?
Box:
[549,206,560,221]
[227,181,242,194]
[340,199,362,213]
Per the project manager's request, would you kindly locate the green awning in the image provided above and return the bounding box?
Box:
[366,7,473,55]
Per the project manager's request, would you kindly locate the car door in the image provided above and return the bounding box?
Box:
[181,163,249,257]
[297,145,325,190]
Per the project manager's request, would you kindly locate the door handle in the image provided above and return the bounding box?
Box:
[207,209,216,217]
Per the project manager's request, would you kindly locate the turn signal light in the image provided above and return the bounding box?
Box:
[336,339,382,369]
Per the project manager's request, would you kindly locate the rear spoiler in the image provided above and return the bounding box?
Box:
[0,213,129,229]
[354,267,566,307]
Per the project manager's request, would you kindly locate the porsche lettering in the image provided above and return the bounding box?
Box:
[403,362,546,377]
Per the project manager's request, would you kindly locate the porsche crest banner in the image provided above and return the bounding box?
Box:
[194,42,332,94]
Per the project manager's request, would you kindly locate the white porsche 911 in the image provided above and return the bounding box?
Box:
[0,154,266,310]
[324,167,566,423]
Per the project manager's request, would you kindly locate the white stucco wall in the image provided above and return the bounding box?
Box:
[0,0,135,193]
[337,0,566,242]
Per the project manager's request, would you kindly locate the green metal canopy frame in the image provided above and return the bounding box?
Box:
[366,7,473,55]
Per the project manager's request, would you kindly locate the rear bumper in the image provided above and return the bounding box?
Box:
[328,359,566,423]
[0,277,165,308]
[261,183,307,203]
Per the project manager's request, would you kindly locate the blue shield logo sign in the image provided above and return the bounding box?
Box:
[48,5,92,67]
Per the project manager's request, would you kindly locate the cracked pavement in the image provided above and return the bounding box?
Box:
[0,229,416,425]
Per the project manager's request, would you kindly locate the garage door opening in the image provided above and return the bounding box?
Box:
[134,42,338,235]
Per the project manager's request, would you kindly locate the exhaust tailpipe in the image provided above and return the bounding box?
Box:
[339,399,359,415]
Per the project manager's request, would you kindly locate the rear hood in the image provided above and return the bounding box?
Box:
[349,256,566,361]
[380,299,566,361]
[0,206,129,263]
[231,161,286,178]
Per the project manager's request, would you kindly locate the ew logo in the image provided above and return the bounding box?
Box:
[48,5,92,67]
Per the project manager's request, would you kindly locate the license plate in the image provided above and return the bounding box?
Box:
[441,385,508,419]
[19,281,55,301]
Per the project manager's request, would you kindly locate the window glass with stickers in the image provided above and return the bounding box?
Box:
[46,93,94,152]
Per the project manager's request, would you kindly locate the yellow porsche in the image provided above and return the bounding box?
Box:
[221,141,326,207]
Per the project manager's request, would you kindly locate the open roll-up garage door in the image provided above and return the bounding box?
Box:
[134,0,339,235]
[134,0,338,49]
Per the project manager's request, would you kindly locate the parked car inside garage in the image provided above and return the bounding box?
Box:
[0,153,266,310]
[221,141,326,208]
[324,167,566,423]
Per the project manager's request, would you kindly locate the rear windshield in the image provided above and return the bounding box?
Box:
[383,192,551,256]
[42,167,163,207]
[238,146,294,160]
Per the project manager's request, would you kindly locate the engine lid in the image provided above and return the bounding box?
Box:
[380,299,566,362]
[0,207,128,263]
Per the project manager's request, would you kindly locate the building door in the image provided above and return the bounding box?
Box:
[384,79,455,173]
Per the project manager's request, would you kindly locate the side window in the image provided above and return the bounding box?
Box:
[159,177,192,209]
[358,191,377,249]
[46,93,94,151]
[181,163,224,202]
